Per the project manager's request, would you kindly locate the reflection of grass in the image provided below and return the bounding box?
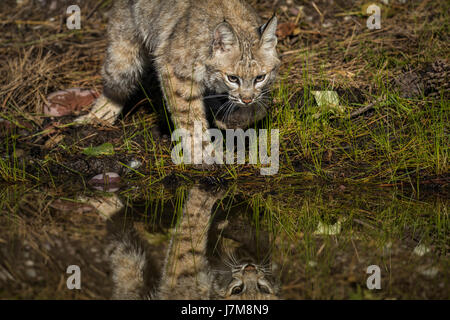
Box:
[0,178,448,299]
[238,182,449,299]
[125,181,448,299]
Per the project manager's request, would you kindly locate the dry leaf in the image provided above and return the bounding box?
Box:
[44,88,99,117]
[276,22,297,39]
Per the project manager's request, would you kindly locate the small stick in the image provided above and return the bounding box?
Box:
[350,96,385,118]
[0,20,56,26]
[87,0,105,20]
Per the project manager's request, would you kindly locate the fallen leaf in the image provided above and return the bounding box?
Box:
[276,22,297,39]
[311,90,346,116]
[44,88,99,117]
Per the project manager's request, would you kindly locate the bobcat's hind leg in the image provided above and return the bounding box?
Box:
[76,31,145,125]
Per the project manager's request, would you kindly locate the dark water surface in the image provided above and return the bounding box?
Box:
[0,179,448,299]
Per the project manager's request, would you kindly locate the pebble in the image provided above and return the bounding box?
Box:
[125,159,142,174]
[25,260,34,267]
[25,268,37,278]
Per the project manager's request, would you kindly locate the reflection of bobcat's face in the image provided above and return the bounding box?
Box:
[211,243,279,300]
[215,264,278,300]
[213,262,278,300]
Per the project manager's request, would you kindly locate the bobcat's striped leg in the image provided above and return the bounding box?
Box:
[159,65,210,164]
[159,185,224,299]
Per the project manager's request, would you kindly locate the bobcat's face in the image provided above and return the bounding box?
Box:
[205,16,280,125]
[220,58,278,107]
[212,261,279,300]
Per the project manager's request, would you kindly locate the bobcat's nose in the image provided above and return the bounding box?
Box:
[241,98,253,105]
[244,264,256,273]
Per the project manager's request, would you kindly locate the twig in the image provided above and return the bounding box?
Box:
[350,96,385,118]
[87,0,106,20]
[353,218,376,230]
[0,20,56,27]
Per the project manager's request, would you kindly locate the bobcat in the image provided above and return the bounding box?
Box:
[107,184,279,299]
[76,0,280,137]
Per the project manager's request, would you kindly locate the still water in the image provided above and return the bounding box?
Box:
[0,178,448,299]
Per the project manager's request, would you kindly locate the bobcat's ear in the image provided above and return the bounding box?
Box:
[213,22,238,53]
[259,15,278,50]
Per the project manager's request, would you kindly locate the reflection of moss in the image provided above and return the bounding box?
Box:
[82,143,115,157]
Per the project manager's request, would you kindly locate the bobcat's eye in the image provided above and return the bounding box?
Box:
[231,285,244,295]
[227,75,240,83]
[255,74,266,83]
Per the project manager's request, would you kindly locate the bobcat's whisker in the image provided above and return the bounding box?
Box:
[211,269,230,274]
[229,250,240,265]
[256,101,268,112]
[203,94,230,100]
[221,103,236,122]
[225,105,237,122]
[216,100,232,115]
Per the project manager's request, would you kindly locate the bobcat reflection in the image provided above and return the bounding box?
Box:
[107,184,279,300]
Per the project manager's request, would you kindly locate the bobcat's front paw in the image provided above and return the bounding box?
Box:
[74,95,123,125]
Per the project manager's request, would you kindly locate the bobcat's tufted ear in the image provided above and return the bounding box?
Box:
[213,21,238,53]
[259,15,278,50]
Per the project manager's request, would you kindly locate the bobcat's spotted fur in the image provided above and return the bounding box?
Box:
[76,0,280,141]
